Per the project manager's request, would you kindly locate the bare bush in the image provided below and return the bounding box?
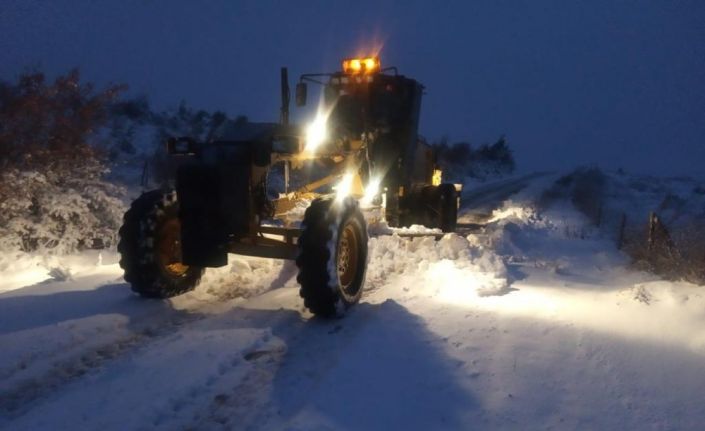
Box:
[622,216,705,285]
[541,168,704,285]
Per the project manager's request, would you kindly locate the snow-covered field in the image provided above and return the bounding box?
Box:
[1,173,704,430]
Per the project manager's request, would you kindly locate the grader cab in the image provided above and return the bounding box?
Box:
[117,56,461,317]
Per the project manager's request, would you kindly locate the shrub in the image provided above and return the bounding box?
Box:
[0,169,125,253]
[0,69,126,254]
[434,135,516,181]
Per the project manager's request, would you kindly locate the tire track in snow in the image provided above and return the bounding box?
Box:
[3,323,284,431]
[459,172,551,223]
[0,311,204,421]
[0,259,297,422]
[0,262,297,427]
[185,344,287,431]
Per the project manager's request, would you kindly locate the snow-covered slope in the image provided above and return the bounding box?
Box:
[1,173,704,430]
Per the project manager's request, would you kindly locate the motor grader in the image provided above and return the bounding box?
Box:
[118,56,461,317]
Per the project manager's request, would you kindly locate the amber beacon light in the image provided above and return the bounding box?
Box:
[342,56,380,74]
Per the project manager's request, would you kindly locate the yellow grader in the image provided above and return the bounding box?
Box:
[118,56,461,317]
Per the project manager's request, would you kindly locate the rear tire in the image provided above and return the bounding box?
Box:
[437,183,458,233]
[401,184,458,232]
[296,197,368,317]
[118,190,204,298]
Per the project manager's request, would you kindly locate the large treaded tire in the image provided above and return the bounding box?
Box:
[296,197,368,317]
[401,184,458,232]
[437,183,458,233]
[118,189,204,298]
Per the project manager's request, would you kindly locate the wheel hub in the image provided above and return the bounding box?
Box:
[157,218,189,277]
[337,223,359,291]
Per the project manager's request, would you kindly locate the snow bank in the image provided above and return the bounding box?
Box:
[367,233,509,297]
[368,221,442,236]
[0,169,126,256]
[192,257,298,302]
[456,171,705,352]
[0,251,119,294]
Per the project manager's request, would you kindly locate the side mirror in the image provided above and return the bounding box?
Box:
[295,82,307,107]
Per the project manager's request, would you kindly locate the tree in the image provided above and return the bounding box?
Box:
[434,135,516,180]
[0,69,124,175]
[0,69,126,253]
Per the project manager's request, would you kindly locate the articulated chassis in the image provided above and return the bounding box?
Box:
[223,182,454,263]
[212,146,371,261]
[169,125,462,265]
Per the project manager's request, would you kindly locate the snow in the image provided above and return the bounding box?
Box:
[366,233,508,298]
[1,172,705,430]
[8,328,281,430]
[0,251,118,294]
[368,220,443,236]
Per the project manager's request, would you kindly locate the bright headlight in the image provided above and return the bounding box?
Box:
[361,176,382,206]
[335,173,354,202]
[305,110,328,152]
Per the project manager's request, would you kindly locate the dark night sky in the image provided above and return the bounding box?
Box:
[1,0,703,176]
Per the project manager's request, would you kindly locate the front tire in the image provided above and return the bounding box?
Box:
[296,197,368,317]
[118,189,204,298]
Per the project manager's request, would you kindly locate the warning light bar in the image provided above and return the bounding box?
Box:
[342,56,380,74]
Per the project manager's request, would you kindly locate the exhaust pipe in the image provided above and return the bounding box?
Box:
[280,67,290,125]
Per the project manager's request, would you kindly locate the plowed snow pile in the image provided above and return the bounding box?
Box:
[366,233,509,296]
[1,171,705,430]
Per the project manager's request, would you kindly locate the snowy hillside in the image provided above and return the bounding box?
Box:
[1,172,704,430]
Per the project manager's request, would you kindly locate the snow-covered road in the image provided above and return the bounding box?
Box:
[2,173,704,430]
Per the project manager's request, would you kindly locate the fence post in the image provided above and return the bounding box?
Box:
[648,211,679,260]
[648,212,656,253]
